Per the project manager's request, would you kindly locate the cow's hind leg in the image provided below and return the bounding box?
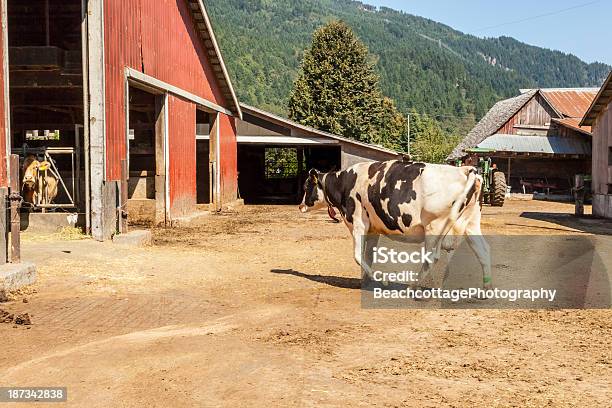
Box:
[465,222,492,290]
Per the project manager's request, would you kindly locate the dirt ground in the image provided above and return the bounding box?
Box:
[0,200,610,407]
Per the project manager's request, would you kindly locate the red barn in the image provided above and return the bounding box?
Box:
[0,0,241,241]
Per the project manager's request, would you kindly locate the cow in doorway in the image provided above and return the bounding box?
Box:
[22,154,59,207]
[299,160,491,289]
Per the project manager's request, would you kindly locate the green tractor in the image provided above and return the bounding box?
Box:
[460,148,507,207]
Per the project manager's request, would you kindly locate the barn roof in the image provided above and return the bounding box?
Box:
[581,70,612,126]
[477,134,591,156]
[447,90,536,160]
[449,87,597,160]
[551,117,591,135]
[240,104,399,155]
[537,88,599,118]
[187,0,241,118]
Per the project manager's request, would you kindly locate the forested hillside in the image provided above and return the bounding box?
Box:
[206,0,610,136]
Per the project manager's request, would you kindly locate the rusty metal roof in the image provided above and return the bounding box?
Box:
[186,0,241,118]
[551,117,592,135]
[449,87,597,160]
[581,70,612,126]
[538,88,599,118]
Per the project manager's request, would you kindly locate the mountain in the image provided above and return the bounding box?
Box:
[205,0,610,136]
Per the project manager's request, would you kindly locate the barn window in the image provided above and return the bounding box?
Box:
[265,148,298,179]
[608,147,612,165]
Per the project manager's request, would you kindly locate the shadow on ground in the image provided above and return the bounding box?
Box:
[270,269,412,292]
[270,268,361,289]
[520,212,612,235]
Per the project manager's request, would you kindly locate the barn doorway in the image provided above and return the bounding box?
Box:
[127,85,166,226]
[7,0,86,218]
[237,145,340,204]
[196,109,211,205]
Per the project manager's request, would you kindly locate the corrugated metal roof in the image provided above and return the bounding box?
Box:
[478,134,591,156]
[539,88,598,118]
[237,135,338,145]
[449,87,597,160]
[240,103,399,155]
[551,117,591,135]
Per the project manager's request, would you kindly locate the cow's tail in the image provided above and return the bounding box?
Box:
[435,167,481,246]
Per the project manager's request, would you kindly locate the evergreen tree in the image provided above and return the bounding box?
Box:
[288,20,407,150]
[408,109,460,163]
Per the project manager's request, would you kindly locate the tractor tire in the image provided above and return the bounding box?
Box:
[491,171,507,207]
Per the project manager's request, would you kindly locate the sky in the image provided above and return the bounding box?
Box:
[366,0,611,65]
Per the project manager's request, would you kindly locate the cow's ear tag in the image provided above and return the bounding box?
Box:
[39,162,49,171]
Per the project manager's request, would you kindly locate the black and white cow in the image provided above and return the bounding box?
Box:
[299,160,492,289]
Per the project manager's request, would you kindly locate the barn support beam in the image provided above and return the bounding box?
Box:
[125,67,233,116]
[209,112,221,211]
[296,147,303,202]
[154,94,167,225]
[2,0,10,187]
[86,0,107,241]
[507,158,512,189]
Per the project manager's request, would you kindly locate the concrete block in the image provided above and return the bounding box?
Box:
[112,229,152,247]
[20,212,78,233]
[0,262,36,296]
[224,199,244,211]
[127,199,156,225]
[170,211,211,228]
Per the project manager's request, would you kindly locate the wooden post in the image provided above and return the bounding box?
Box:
[209,113,220,212]
[0,187,7,264]
[507,158,512,193]
[296,147,304,202]
[44,0,50,46]
[9,154,20,263]
[154,95,166,225]
[87,0,107,241]
[119,159,128,233]
[575,174,585,216]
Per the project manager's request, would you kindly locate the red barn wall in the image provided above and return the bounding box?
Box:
[104,0,229,180]
[103,0,239,217]
[219,113,237,204]
[168,95,196,216]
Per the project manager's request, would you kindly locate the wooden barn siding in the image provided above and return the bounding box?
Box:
[104,0,229,181]
[497,94,557,134]
[592,102,611,196]
[553,124,584,138]
[0,1,7,187]
[168,94,196,216]
[219,113,237,204]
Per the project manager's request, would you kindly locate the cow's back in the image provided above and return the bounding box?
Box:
[350,160,475,234]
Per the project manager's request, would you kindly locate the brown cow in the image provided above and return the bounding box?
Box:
[22,154,58,206]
